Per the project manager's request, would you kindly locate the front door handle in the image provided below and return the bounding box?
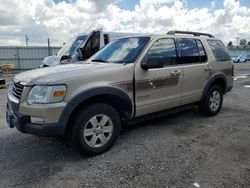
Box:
[204,66,212,71]
[171,70,181,76]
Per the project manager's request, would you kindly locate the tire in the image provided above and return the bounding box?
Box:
[71,103,121,156]
[199,85,223,116]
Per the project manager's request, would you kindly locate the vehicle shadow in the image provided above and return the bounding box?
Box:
[0,106,207,187]
[1,106,204,160]
[121,106,203,136]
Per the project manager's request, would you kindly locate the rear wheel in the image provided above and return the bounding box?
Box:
[71,103,121,156]
[199,85,223,116]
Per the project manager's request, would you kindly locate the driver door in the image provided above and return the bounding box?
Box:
[78,29,104,60]
[134,37,183,117]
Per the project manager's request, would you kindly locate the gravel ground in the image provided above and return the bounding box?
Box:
[0,63,250,188]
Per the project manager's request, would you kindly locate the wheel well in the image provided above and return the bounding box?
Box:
[210,78,226,94]
[65,94,132,135]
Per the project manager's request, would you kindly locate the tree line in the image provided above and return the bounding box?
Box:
[227,39,250,47]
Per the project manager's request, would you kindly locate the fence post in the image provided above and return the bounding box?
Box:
[16,47,21,70]
[48,38,51,56]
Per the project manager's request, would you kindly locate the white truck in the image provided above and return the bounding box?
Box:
[40,29,140,67]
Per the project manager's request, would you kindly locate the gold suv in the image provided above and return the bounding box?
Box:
[6,31,233,156]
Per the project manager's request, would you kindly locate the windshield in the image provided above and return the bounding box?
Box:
[90,37,150,64]
[57,35,87,57]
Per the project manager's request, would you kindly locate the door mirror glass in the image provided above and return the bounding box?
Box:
[141,57,164,70]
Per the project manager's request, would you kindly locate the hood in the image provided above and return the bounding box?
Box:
[41,55,61,67]
[14,62,123,86]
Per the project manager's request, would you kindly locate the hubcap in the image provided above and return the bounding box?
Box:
[83,114,113,148]
[209,90,221,112]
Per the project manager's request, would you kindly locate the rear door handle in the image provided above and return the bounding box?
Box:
[204,66,212,71]
[171,70,181,76]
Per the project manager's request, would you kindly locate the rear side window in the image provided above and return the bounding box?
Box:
[179,38,200,64]
[146,38,177,66]
[207,40,231,61]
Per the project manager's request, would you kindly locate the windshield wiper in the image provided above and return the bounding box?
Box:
[122,61,131,65]
[91,59,108,63]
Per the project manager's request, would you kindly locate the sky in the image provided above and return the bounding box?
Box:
[0,0,250,46]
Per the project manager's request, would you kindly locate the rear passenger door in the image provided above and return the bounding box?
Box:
[179,38,211,105]
[135,38,183,116]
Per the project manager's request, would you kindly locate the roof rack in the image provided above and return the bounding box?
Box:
[167,30,215,38]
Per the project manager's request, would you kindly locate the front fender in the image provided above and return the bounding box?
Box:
[58,86,133,130]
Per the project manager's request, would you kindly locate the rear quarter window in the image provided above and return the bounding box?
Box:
[207,40,231,61]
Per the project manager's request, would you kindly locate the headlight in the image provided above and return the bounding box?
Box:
[27,85,66,105]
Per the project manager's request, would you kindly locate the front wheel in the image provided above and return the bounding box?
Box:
[71,103,121,156]
[199,85,223,116]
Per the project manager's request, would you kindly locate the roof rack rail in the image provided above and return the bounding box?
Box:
[167,30,215,38]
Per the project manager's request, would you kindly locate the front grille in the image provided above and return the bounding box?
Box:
[12,82,24,100]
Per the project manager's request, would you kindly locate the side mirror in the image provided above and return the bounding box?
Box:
[60,55,70,61]
[77,48,84,61]
[141,57,164,70]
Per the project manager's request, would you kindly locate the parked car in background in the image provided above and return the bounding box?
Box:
[246,55,250,61]
[40,33,88,67]
[231,54,247,63]
[40,29,141,67]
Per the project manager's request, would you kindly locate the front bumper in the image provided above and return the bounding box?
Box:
[6,105,65,137]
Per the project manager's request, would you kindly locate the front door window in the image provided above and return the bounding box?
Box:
[145,38,177,67]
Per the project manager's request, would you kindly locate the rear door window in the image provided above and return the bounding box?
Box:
[179,38,200,64]
[196,40,207,62]
[207,40,231,61]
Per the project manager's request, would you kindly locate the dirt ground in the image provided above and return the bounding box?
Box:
[0,62,249,188]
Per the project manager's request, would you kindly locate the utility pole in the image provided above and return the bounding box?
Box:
[25,35,29,47]
[236,37,239,47]
[47,38,51,56]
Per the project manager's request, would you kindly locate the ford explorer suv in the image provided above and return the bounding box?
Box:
[6,31,233,156]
